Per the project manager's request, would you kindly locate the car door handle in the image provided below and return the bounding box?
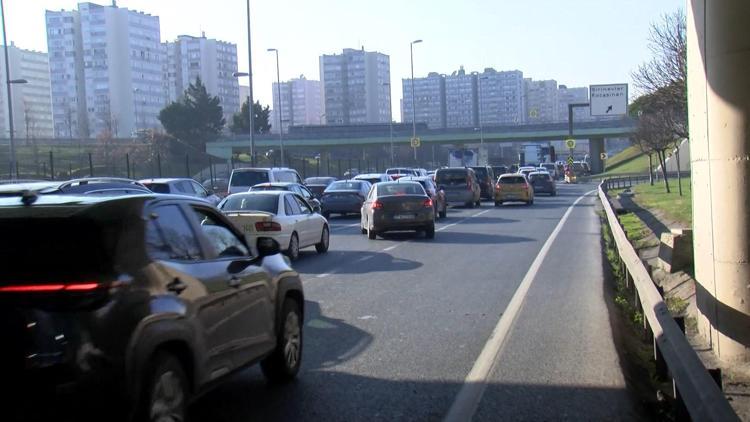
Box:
[167,277,187,294]
[228,276,242,288]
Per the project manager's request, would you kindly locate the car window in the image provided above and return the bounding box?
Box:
[146,204,201,261]
[220,194,279,214]
[143,183,170,194]
[231,170,270,187]
[299,185,314,200]
[190,207,249,258]
[175,180,193,193]
[294,195,312,215]
[285,194,302,215]
[500,176,527,184]
[327,181,363,191]
[276,171,300,183]
[378,183,425,196]
[436,170,468,184]
[191,181,208,197]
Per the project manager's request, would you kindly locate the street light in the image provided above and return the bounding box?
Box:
[409,39,422,163]
[267,48,284,167]
[383,82,394,166]
[2,0,27,179]
[477,75,488,148]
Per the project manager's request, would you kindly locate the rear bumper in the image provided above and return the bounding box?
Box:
[371,209,434,232]
[495,191,531,202]
[444,190,474,204]
[321,200,363,214]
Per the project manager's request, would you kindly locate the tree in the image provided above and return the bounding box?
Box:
[158,77,225,152]
[230,100,271,134]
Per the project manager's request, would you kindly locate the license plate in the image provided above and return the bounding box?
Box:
[394,213,415,220]
[505,194,519,199]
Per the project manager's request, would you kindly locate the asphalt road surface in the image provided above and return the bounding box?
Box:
[191,182,641,421]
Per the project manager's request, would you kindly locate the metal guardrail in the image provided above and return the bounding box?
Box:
[598,180,738,421]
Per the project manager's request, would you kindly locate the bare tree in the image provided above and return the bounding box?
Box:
[634,110,681,193]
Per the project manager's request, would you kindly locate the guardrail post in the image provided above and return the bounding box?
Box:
[674,381,689,421]
[624,268,630,289]
[655,338,668,380]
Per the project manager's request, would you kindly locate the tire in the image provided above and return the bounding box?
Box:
[439,207,447,219]
[475,199,481,207]
[494,201,502,207]
[137,351,188,422]
[361,226,367,235]
[261,299,302,383]
[367,225,377,240]
[322,211,331,219]
[425,224,435,239]
[315,225,329,254]
[286,233,300,261]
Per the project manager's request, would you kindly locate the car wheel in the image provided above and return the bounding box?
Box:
[475,199,481,207]
[367,225,377,240]
[494,201,502,207]
[286,233,300,261]
[360,225,367,234]
[139,351,188,422]
[261,299,302,383]
[315,225,329,254]
[322,211,331,219]
[425,224,435,239]
[439,207,447,219]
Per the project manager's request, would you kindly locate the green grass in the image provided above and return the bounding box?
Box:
[618,213,660,250]
[631,177,692,227]
[606,145,643,168]
[601,152,651,176]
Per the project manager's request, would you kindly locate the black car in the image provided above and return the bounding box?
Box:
[0,193,304,421]
[469,166,496,200]
[304,176,337,199]
[0,177,153,197]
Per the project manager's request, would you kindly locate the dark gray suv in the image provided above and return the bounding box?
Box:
[0,193,304,422]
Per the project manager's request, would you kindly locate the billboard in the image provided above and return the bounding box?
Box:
[589,84,628,116]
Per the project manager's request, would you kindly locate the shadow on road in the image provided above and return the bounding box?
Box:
[428,231,534,245]
[294,250,423,275]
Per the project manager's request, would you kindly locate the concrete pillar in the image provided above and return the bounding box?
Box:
[688,0,750,362]
[588,137,604,174]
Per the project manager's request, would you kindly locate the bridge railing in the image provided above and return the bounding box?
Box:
[598,179,737,421]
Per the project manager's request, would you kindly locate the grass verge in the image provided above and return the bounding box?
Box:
[630,177,692,227]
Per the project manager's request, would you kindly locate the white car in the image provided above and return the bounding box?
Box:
[218,191,329,260]
[353,173,391,185]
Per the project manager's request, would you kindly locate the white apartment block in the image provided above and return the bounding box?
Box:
[163,34,240,124]
[402,72,446,129]
[320,48,390,125]
[270,75,322,133]
[46,2,163,138]
[478,69,525,126]
[525,79,558,124]
[557,85,590,122]
[0,43,54,139]
[445,67,478,129]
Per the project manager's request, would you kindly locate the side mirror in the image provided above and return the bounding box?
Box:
[257,237,281,257]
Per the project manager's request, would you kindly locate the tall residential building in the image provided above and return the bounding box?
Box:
[319,48,390,125]
[557,85,590,122]
[46,2,163,138]
[270,75,322,133]
[0,44,54,139]
[239,85,250,107]
[402,72,446,129]
[524,79,558,124]
[477,69,525,126]
[445,66,478,128]
[163,34,240,123]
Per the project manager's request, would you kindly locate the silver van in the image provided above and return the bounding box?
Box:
[434,167,482,208]
[228,167,302,194]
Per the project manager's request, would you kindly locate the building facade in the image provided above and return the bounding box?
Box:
[0,44,54,139]
[46,2,163,138]
[270,75,322,133]
[319,48,390,125]
[557,85,590,122]
[524,79,558,124]
[163,34,239,123]
[401,72,446,129]
[445,67,478,129]
[478,69,525,126]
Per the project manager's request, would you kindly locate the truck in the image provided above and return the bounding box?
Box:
[449,148,478,167]
[519,144,541,167]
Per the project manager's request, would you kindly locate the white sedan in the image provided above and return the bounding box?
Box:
[218,191,329,260]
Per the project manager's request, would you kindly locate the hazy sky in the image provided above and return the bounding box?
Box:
[5,0,682,119]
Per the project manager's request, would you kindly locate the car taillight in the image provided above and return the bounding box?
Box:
[255,221,282,232]
[0,281,101,293]
[466,178,472,190]
[495,183,502,191]
[423,198,433,208]
[372,200,384,209]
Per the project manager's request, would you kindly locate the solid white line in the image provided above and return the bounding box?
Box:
[315,273,330,279]
[382,245,398,252]
[437,209,490,232]
[443,190,596,422]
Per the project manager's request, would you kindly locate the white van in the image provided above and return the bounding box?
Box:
[228,167,302,194]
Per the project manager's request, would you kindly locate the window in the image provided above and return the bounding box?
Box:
[284,195,302,215]
[294,195,312,215]
[191,207,249,259]
[176,180,193,193]
[146,205,201,261]
[191,181,208,197]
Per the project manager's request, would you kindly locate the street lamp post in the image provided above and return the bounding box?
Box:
[267,48,284,167]
[383,82,394,166]
[244,0,256,165]
[1,0,27,179]
[410,39,422,163]
[477,75,488,148]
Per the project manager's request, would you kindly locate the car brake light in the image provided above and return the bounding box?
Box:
[423,198,433,208]
[0,282,101,293]
[372,200,384,209]
[466,178,472,190]
[495,183,502,192]
[255,221,282,232]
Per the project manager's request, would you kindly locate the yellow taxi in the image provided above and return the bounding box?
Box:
[494,173,534,206]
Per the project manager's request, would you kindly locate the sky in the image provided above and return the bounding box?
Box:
[4,0,683,120]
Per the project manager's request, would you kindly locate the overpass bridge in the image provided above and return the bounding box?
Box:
[207,118,637,173]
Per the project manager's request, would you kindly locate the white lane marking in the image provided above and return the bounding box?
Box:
[382,245,398,251]
[437,209,490,232]
[315,273,330,279]
[443,190,596,422]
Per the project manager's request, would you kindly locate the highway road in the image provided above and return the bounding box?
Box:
[191,182,642,421]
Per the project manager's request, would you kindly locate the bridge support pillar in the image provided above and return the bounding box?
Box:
[588,137,605,174]
[688,0,750,362]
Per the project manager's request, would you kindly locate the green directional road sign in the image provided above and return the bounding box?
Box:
[565,138,576,149]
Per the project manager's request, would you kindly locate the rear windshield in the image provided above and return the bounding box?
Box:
[142,183,170,194]
[0,218,114,282]
[499,176,527,184]
[220,194,279,213]
[326,181,363,191]
[357,178,382,185]
[251,185,290,191]
[305,177,334,185]
[529,173,550,182]
[436,170,468,184]
[386,169,414,175]
[377,183,425,196]
[231,170,269,187]
[470,167,488,178]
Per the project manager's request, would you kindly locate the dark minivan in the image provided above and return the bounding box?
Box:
[434,167,481,208]
[469,166,496,200]
[0,193,304,421]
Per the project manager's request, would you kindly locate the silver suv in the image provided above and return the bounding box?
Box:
[434,167,482,208]
[228,167,302,194]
